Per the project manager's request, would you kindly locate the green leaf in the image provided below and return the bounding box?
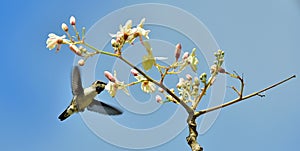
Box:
[142,54,155,71]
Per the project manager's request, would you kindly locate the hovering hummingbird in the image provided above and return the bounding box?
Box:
[58,66,122,121]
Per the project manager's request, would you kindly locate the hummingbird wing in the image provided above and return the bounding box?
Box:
[87,99,123,115]
[71,66,84,95]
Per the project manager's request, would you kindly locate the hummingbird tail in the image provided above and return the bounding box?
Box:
[58,106,75,121]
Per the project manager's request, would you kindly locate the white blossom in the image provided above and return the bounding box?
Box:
[46,33,67,51]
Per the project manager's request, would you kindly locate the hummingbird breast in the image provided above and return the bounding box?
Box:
[76,87,98,110]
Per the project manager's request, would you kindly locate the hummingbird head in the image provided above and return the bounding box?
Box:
[93,80,107,94]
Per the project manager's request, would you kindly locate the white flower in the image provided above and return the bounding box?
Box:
[132,73,156,93]
[137,18,145,28]
[135,18,150,39]
[46,33,66,51]
[109,19,151,53]
[104,71,129,97]
[105,81,118,97]
[132,27,150,39]
[141,80,156,93]
[120,20,132,34]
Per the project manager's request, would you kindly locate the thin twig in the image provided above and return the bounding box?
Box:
[195,75,296,117]
[231,86,241,96]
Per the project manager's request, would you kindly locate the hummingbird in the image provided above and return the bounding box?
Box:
[58,66,122,121]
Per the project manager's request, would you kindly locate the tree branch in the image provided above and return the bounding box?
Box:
[195,75,296,117]
[118,56,195,121]
[186,116,203,151]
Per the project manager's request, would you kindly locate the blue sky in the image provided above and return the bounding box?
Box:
[1,0,299,151]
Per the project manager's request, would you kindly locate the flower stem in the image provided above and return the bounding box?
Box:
[83,42,119,57]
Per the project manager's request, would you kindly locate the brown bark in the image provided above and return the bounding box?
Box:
[186,116,203,151]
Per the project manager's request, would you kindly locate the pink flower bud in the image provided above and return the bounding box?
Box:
[182,52,189,60]
[186,74,192,81]
[69,44,82,56]
[78,59,85,66]
[210,64,226,73]
[130,69,139,76]
[158,87,164,93]
[70,16,76,25]
[61,23,68,32]
[174,43,182,62]
[156,95,162,103]
[104,71,116,83]
[218,67,226,73]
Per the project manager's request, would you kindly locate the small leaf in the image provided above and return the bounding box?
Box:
[142,54,155,71]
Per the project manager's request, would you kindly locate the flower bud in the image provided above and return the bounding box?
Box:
[79,46,87,53]
[200,73,207,83]
[210,64,226,74]
[61,23,68,32]
[218,67,226,73]
[186,74,192,81]
[194,77,200,86]
[78,59,85,66]
[182,52,189,60]
[156,95,162,103]
[69,44,82,56]
[210,64,217,73]
[130,68,139,76]
[176,78,185,88]
[104,71,116,83]
[158,87,164,93]
[70,16,76,25]
[174,43,181,62]
[111,39,116,45]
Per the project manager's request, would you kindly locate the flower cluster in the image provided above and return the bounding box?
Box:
[210,49,225,75]
[46,17,228,108]
[176,74,201,103]
[168,44,199,73]
[46,16,90,66]
[110,18,150,54]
